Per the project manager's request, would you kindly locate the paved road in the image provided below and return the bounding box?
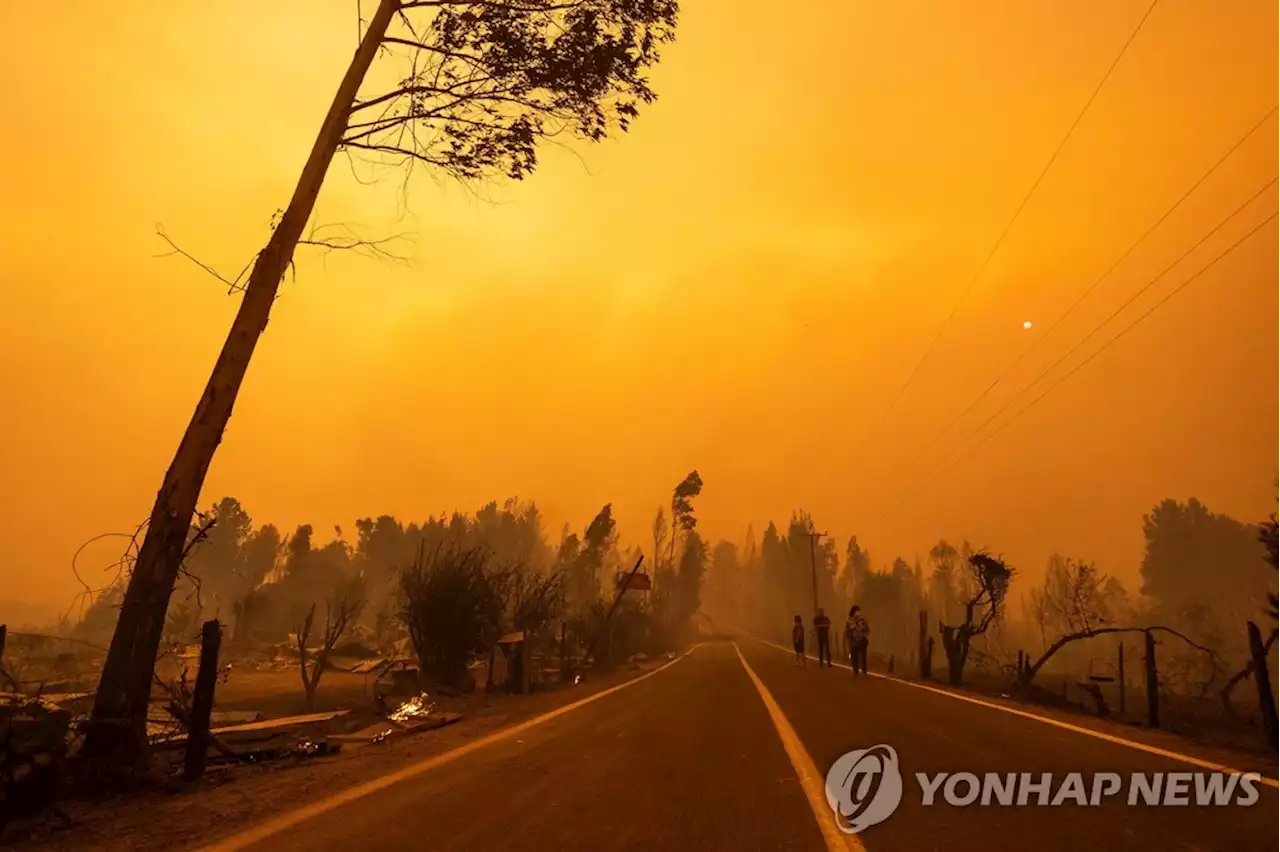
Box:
[211,640,1277,852]
[216,643,825,852]
[737,639,1277,852]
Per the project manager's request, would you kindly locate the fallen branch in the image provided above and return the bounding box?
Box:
[1018,625,1223,692]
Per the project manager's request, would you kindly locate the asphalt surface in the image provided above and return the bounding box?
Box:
[737,640,1277,852]
[215,640,1278,852]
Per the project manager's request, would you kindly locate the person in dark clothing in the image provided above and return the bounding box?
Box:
[845,605,870,675]
[791,615,806,666]
[813,608,832,667]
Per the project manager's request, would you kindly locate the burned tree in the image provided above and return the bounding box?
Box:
[656,471,702,627]
[84,0,680,771]
[296,592,364,712]
[1017,557,1219,695]
[399,543,507,691]
[938,551,1013,685]
[1220,627,1278,714]
[1260,508,1278,621]
[667,471,703,568]
[1030,556,1113,638]
[1221,506,1279,739]
[505,565,569,638]
[1017,624,1218,693]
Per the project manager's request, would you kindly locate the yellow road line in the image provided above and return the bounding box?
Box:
[733,641,863,852]
[197,646,700,852]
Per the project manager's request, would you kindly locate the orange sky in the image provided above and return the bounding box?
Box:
[1,0,1276,616]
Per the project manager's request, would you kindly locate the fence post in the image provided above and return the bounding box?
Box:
[484,644,497,695]
[918,611,930,678]
[585,554,643,669]
[1144,630,1159,729]
[184,619,223,782]
[0,623,8,691]
[559,621,568,683]
[1247,621,1278,747]
[1117,642,1125,716]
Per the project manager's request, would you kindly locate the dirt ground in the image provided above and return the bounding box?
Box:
[6,660,671,852]
[943,665,1278,760]
[214,669,381,718]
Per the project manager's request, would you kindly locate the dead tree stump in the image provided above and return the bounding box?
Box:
[1247,621,1278,747]
[918,611,932,679]
[559,621,568,683]
[183,620,222,782]
[1117,643,1126,716]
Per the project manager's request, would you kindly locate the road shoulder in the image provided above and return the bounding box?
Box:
[8,658,685,852]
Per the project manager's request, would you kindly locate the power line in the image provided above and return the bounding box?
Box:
[871,0,1163,431]
[902,105,1278,472]
[918,203,1277,491]
[929,173,1277,474]
[938,207,1277,481]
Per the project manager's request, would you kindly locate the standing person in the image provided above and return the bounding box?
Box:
[813,608,832,667]
[791,615,806,666]
[845,605,870,675]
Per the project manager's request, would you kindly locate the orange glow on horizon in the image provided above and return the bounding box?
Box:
[1,0,1276,614]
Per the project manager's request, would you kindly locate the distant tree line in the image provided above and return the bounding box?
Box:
[73,474,712,689]
[700,494,1276,691]
[70,486,1274,703]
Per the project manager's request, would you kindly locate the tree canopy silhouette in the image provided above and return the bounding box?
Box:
[84,0,681,776]
[1140,497,1270,633]
[1259,508,1278,621]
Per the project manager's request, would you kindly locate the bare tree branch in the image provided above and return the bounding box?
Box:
[299,223,414,263]
[298,592,364,709]
[1221,628,1279,714]
[343,140,453,169]
[1018,624,1225,692]
[173,513,219,612]
[402,1,588,11]
[155,226,256,294]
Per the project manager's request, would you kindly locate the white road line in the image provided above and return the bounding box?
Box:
[733,641,863,852]
[747,634,1280,790]
[196,646,700,852]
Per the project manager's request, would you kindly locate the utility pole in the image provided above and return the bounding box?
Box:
[806,530,827,616]
[584,554,645,671]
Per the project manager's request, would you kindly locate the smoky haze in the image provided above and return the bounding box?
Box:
[0,0,1276,626]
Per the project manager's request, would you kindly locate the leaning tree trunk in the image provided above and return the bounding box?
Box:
[1016,626,1138,689]
[81,0,399,775]
[1247,621,1278,747]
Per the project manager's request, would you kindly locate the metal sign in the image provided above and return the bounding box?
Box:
[616,572,652,591]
